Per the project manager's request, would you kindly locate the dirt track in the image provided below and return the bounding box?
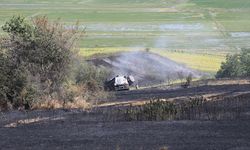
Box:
[1,79,250,150]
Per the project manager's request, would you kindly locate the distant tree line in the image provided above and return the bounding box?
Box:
[216,48,250,78]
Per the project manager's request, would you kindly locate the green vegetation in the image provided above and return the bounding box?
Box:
[1,0,249,73]
[191,0,250,8]
[153,50,225,73]
[0,16,108,110]
[0,16,79,109]
[80,47,133,58]
[0,0,249,50]
[216,48,250,78]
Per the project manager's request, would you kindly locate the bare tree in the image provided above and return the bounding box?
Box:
[177,71,185,83]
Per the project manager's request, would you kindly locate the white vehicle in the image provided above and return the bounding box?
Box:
[114,76,130,90]
[105,75,135,91]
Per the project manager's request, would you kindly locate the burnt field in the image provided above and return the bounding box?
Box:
[1,116,250,150]
[1,79,250,150]
[113,79,250,102]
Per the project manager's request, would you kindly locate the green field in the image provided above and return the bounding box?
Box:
[0,0,250,73]
[153,50,225,73]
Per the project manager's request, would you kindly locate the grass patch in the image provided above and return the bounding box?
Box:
[153,50,225,73]
[191,0,250,9]
[79,47,135,58]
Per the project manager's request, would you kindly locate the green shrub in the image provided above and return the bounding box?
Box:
[0,51,9,107]
[74,62,112,101]
[76,63,111,85]
[0,16,81,109]
[216,48,250,78]
[0,15,112,110]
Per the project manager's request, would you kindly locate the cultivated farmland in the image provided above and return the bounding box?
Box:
[2,0,247,73]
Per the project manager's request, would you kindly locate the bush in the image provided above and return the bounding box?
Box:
[0,16,81,109]
[74,62,112,101]
[216,48,250,78]
[0,49,29,109]
[75,62,111,87]
[0,51,9,109]
[240,48,250,76]
[1,15,112,110]
[186,74,193,85]
[181,73,193,88]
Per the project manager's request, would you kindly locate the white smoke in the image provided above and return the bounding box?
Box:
[91,51,205,86]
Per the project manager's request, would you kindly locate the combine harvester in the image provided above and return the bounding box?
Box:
[104,75,135,91]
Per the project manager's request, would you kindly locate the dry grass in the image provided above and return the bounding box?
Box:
[32,98,91,110]
[102,93,250,121]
